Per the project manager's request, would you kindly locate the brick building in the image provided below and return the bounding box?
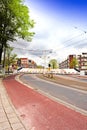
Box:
[59,55,76,69]
[77,53,87,71]
[28,59,37,68]
[21,58,29,68]
[59,59,69,69]
[17,58,37,68]
[59,53,87,72]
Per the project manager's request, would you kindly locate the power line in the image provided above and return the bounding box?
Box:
[9,29,87,57]
[61,33,85,44]
[10,46,52,52]
[74,27,87,34]
[55,33,87,52]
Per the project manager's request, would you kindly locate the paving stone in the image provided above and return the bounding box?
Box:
[18,128,26,130]
[0,102,2,107]
[0,116,7,123]
[0,79,27,130]
[0,121,10,129]
[4,107,14,114]
[4,128,12,130]
[9,116,20,124]
[0,126,3,130]
[0,106,3,109]
[11,122,24,130]
[3,102,10,107]
[0,112,6,118]
[2,100,10,106]
[0,104,2,107]
[0,108,4,113]
[7,112,17,118]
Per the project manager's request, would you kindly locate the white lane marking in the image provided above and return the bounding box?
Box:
[35,75,87,94]
[16,74,87,116]
[37,89,87,116]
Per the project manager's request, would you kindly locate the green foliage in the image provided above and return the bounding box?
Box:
[0,0,35,63]
[70,57,78,68]
[49,59,58,69]
[37,65,43,69]
[5,46,17,68]
[9,0,35,41]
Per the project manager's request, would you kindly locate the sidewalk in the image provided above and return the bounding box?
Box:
[0,78,27,130]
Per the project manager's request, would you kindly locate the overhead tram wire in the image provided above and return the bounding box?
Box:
[10,46,53,54]
[58,38,87,50]
[61,33,85,44]
[10,36,87,53]
[74,27,87,34]
[9,31,87,57]
[54,32,87,52]
[53,39,87,57]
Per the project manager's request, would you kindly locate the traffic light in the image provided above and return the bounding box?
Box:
[17,59,21,66]
[48,64,51,67]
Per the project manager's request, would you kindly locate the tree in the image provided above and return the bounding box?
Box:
[3,46,17,73]
[70,57,78,68]
[0,0,35,64]
[37,65,43,69]
[49,59,58,69]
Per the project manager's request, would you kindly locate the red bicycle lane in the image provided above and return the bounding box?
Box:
[3,75,87,130]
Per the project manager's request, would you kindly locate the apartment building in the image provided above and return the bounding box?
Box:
[59,55,76,69]
[59,59,69,69]
[21,58,29,68]
[59,53,87,72]
[77,53,87,71]
[17,58,37,68]
[28,59,37,68]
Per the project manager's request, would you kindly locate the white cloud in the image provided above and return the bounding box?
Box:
[9,2,87,65]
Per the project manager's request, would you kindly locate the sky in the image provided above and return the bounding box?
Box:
[11,0,87,66]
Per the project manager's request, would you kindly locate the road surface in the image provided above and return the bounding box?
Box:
[20,74,87,113]
[3,74,87,130]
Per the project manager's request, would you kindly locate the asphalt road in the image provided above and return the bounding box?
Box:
[20,74,87,113]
